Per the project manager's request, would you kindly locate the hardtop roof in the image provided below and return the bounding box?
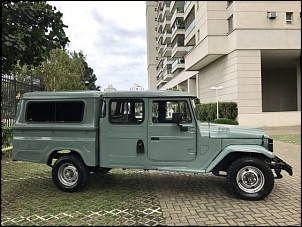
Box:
[21,90,196,100]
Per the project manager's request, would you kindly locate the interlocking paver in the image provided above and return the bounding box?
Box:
[1,126,301,226]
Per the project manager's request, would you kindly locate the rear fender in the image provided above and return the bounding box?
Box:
[206,145,275,173]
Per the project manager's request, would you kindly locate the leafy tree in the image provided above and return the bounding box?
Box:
[77,52,101,91]
[30,49,86,91]
[2,1,69,75]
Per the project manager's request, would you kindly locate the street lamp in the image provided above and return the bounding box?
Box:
[211,86,223,119]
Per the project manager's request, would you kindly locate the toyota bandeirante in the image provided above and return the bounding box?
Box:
[12,90,292,200]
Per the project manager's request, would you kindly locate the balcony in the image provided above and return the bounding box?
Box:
[157,8,163,22]
[172,58,185,73]
[163,43,172,57]
[170,1,185,14]
[157,44,164,54]
[171,7,184,26]
[163,29,172,44]
[163,16,172,30]
[171,43,187,58]
[163,70,173,81]
[156,73,166,87]
[163,2,171,17]
[163,57,174,68]
[184,1,191,13]
[171,24,185,41]
[185,19,195,38]
[156,68,163,79]
[156,56,164,68]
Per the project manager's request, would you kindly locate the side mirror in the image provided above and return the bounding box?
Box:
[172,112,181,125]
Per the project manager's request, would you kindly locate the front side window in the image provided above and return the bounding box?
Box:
[152,100,192,123]
[26,101,84,123]
[109,99,144,124]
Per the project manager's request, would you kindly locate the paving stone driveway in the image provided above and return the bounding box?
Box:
[149,125,301,226]
[1,126,301,226]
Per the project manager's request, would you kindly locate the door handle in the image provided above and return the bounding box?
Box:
[151,137,159,141]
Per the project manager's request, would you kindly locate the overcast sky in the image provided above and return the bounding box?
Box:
[48,1,147,91]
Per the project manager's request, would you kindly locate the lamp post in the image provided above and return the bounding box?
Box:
[211,86,223,119]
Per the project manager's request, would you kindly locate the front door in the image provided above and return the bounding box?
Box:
[148,99,197,162]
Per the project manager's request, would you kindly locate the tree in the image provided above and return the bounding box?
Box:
[2,1,69,75]
[77,52,101,91]
[30,49,86,91]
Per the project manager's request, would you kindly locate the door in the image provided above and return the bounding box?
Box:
[100,98,147,168]
[148,99,197,162]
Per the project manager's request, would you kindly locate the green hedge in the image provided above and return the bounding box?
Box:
[213,118,238,125]
[195,102,238,122]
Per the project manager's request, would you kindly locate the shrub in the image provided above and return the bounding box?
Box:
[195,102,238,122]
[213,118,239,125]
[1,118,13,147]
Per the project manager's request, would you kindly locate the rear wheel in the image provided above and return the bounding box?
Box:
[52,155,89,192]
[226,157,274,200]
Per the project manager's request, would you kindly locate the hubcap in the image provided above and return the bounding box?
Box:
[236,166,265,193]
[58,163,78,187]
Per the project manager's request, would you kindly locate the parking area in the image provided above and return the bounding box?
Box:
[1,126,301,226]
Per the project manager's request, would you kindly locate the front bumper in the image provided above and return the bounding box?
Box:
[268,156,293,179]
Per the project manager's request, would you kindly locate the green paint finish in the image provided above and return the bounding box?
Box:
[12,90,289,175]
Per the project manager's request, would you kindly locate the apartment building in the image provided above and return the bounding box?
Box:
[146,1,301,127]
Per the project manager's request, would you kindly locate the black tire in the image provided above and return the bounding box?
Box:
[52,155,89,192]
[226,157,274,201]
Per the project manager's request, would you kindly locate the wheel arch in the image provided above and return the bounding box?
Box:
[206,145,274,173]
[47,149,84,167]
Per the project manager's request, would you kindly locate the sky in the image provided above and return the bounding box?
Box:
[48,1,148,91]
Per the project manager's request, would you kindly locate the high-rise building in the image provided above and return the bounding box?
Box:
[130,83,145,91]
[146,1,301,126]
[104,84,116,92]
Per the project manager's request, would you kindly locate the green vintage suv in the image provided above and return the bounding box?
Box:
[12,90,292,200]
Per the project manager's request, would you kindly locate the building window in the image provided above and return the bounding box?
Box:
[155,27,158,31]
[155,37,158,41]
[228,15,234,33]
[156,57,158,60]
[197,29,200,41]
[155,7,157,11]
[155,18,157,21]
[286,12,293,24]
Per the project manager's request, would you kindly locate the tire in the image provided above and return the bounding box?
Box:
[52,155,89,192]
[226,157,274,201]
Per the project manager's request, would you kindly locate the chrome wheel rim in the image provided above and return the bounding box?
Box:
[58,163,78,187]
[236,166,265,193]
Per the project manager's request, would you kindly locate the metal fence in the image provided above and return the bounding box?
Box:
[1,76,44,148]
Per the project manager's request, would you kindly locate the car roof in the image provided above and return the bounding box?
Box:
[21,90,196,100]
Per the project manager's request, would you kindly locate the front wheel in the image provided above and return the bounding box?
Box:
[226,157,274,200]
[52,155,89,192]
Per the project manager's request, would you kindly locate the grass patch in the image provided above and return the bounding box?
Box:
[271,134,301,145]
[1,157,165,226]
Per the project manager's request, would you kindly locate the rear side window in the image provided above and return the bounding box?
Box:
[109,99,144,124]
[26,101,84,123]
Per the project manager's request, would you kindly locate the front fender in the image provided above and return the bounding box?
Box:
[205,145,275,172]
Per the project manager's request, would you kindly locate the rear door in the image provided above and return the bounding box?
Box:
[99,98,147,168]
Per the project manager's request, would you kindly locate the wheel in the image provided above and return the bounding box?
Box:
[52,155,89,192]
[226,157,274,201]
